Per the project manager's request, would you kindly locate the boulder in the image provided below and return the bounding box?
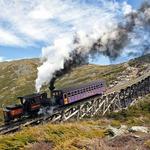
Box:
[129,126,149,133]
[106,125,128,137]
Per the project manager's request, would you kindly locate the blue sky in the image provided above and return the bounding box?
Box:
[0,0,146,63]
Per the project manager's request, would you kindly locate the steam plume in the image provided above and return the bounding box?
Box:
[36,0,150,92]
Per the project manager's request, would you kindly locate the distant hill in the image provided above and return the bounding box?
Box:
[0,58,39,106]
[55,54,150,89]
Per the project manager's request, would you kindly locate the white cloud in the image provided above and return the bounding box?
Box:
[0,28,25,46]
[0,56,4,62]
[0,0,128,47]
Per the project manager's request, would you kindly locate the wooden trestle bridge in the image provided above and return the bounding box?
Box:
[0,72,150,134]
[46,72,150,123]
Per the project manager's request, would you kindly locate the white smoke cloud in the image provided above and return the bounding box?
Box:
[35,0,134,92]
[36,34,74,91]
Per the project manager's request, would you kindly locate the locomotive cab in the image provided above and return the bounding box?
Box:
[52,90,64,105]
[18,94,41,115]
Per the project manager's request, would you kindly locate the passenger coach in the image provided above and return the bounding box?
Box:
[52,80,106,105]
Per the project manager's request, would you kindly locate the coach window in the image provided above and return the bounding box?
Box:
[81,89,83,93]
[87,87,89,91]
[71,92,73,96]
[70,92,73,96]
[73,91,75,95]
[78,90,81,94]
[68,92,70,97]
[63,93,67,99]
[89,87,91,91]
[72,91,75,96]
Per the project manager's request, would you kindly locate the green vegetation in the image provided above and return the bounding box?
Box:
[0,120,106,150]
[55,64,126,88]
[129,54,150,66]
[108,94,150,126]
[0,59,40,105]
[110,120,121,128]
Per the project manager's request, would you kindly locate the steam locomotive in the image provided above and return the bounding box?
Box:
[3,80,106,124]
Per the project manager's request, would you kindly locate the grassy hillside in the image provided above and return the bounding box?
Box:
[56,54,150,88]
[0,59,39,105]
[0,54,149,122]
[55,64,125,88]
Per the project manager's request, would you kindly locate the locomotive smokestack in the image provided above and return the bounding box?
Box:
[49,77,56,97]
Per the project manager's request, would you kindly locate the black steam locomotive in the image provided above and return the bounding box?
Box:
[3,93,50,123]
[3,80,106,124]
